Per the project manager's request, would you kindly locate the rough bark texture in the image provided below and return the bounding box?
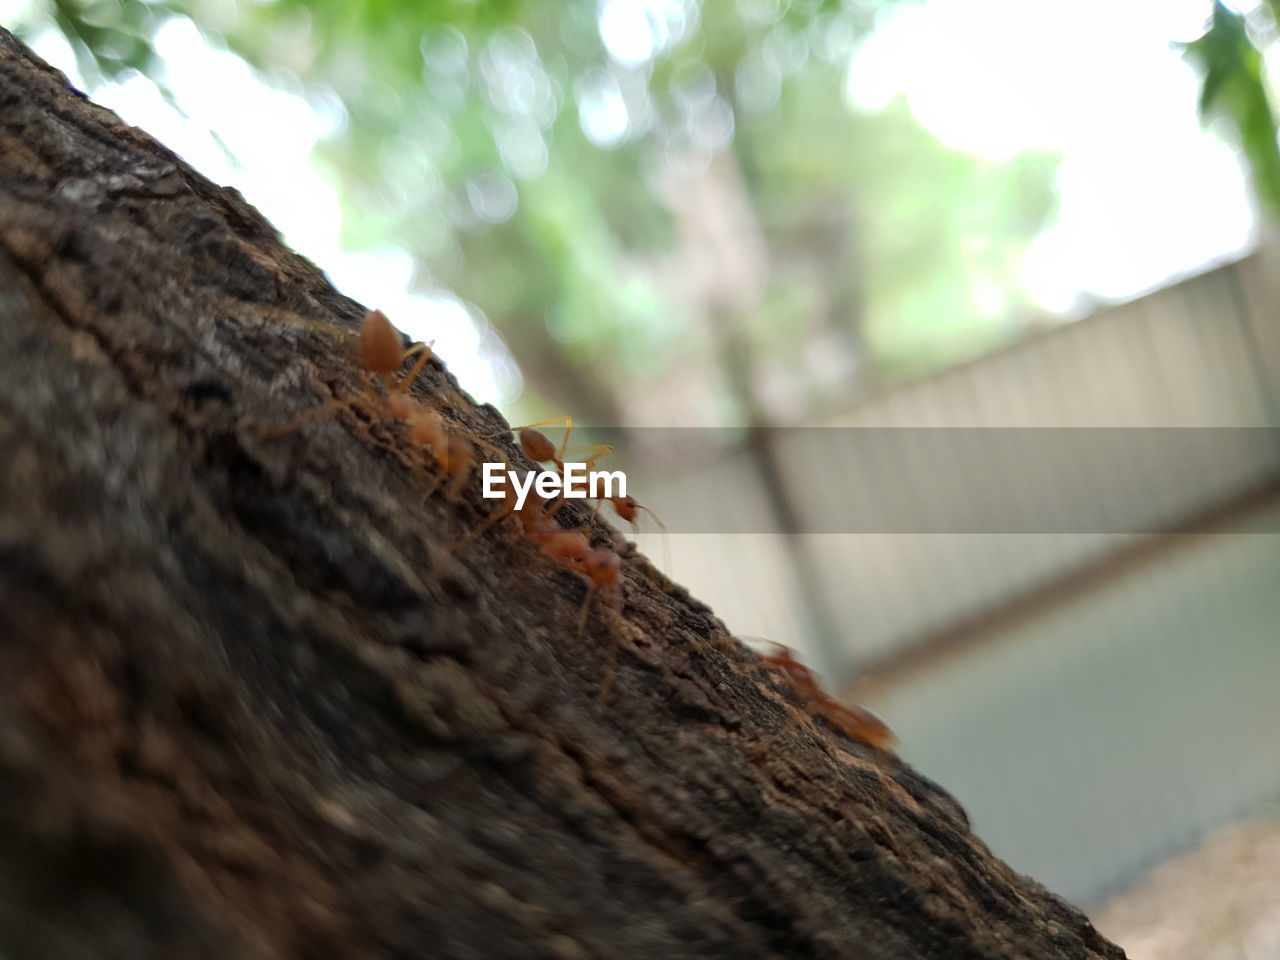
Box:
[0,30,1126,960]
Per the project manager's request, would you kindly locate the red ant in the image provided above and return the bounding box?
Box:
[272,314,633,687]
[452,415,631,694]
[483,418,667,537]
[684,637,895,753]
[578,548,621,634]
[265,310,498,501]
[580,548,624,700]
[754,642,896,752]
[488,486,624,696]
[486,418,670,573]
[592,493,669,571]
[262,309,434,437]
[405,405,507,502]
[488,416,613,477]
[514,502,621,643]
[538,529,590,568]
[361,308,434,399]
[590,494,666,534]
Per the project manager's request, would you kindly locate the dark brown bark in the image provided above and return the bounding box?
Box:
[0,29,1125,960]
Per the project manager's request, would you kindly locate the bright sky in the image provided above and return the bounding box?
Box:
[13,11,519,405]
[847,0,1257,312]
[7,0,1262,394]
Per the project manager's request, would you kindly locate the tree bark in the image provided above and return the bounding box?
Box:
[0,30,1125,960]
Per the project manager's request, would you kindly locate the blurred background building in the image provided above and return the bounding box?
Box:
[9,0,1279,952]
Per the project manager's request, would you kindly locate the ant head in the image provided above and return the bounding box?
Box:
[611,495,638,522]
[360,309,404,375]
[519,428,558,463]
[582,549,621,587]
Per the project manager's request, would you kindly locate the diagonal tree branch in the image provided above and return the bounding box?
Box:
[0,29,1124,960]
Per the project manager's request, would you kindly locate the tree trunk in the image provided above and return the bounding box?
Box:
[0,30,1125,960]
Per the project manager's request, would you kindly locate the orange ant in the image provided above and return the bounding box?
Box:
[404,405,506,502]
[361,308,433,398]
[682,636,895,753]
[488,417,613,477]
[494,488,624,695]
[580,548,624,700]
[578,548,621,633]
[486,418,671,573]
[590,493,665,532]
[584,492,670,574]
[265,310,498,501]
[451,421,630,694]
[463,477,562,542]
[459,469,629,701]
[483,419,667,541]
[516,503,619,640]
[754,642,896,752]
[262,309,434,438]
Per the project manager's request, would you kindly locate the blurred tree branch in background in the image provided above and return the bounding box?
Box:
[28,0,1279,453]
[17,0,1061,438]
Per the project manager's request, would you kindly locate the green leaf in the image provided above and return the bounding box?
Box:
[1182,1,1280,217]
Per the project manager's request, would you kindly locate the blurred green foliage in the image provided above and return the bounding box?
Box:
[1182,1,1280,218]
[25,0,1068,427]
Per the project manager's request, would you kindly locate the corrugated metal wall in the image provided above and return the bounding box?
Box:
[626,245,1280,905]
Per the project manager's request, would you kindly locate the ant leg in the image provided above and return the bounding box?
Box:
[577,582,597,638]
[470,436,511,463]
[634,503,671,573]
[461,490,518,542]
[444,438,476,501]
[552,416,574,460]
[564,445,615,487]
[392,343,434,396]
[481,416,574,442]
[564,444,614,468]
[560,418,573,459]
[401,340,431,361]
[593,588,630,703]
[597,629,622,704]
[636,504,668,533]
[590,579,633,703]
